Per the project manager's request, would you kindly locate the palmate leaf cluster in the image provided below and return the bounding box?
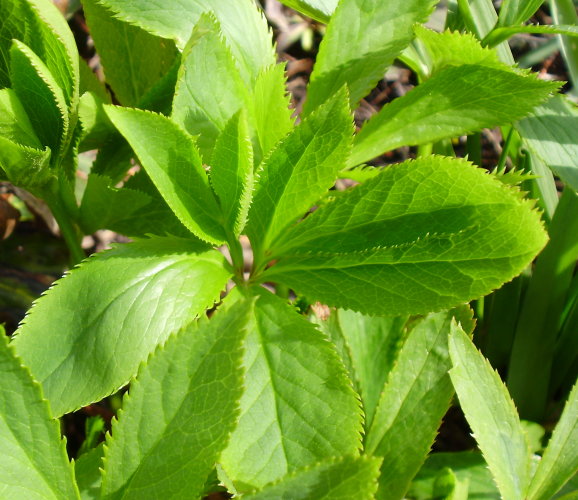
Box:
[0,0,577,498]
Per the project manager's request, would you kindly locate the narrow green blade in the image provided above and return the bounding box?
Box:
[243,455,382,500]
[210,111,254,237]
[263,156,547,316]
[12,236,232,416]
[101,301,250,499]
[527,381,578,500]
[105,106,226,244]
[0,332,79,500]
[304,0,437,112]
[449,325,532,500]
[498,0,545,27]
[366,307,475,500]
[220,290,363,491]
[250,63,293,163]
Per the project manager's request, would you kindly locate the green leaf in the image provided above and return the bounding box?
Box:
[498,0,545,27]
[78,58,110,104]
[12,236,232,417]
[516,95,578,192]
[243,455,383,500]
[304,0,437,112]
[210,111,254,237]
[527,381,578,500]
[247,88,352,261]
[414,25,504,77]
[250,63,294,163]
[96,0,274,84]
[0,136,52,190]
[220,290,362,491]
[77,91,115,152]
[105,106,226,244]
[351,64,560,166]
[116,170,191,238]
[171,14,251,161]
[315,309,407,430]
[78,174,151,234]
[83,0,178,107]
[449,325,532,500]
[484,24,578,48]
[75,444,104,500]
[262,156,547,316]
[0,0,78,106]
[366,307,475,500]
[408,452,500,500]
[10,39,68,156]
[0,87,42,148]
[101,300,250,500]
[0,332,79,500]
[277,0,337,23]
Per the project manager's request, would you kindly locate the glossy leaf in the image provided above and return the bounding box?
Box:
[366,307,475,500]
[171,14,250,161]
[96,0,274,84]
[0,332,79,500]
[210,111,254,237]
[101,301,250,499]
[351,64,560,166]
[105,106,226,244]
[10,40,68,156]
[304,0,437,112]
[263,156,547,316]
[12,237,232,416]
[250,63,293,163]
[83,0,178,107]
[528,381,578,500]
[243,455,382,500]
[247,88,352,260]
[220,290,362,491]
[449,325,531,500]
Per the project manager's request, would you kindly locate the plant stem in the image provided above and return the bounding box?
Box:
[227,233,245,282]
[49,194,85,266]
[466,133,482,166]
[496,127,514,171]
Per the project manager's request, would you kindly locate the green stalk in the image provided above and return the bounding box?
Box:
[48,193,85,266]
[496,127,514,171]
[551,0,578,95]
[226,232,245,283]
[466,132,482,166]
[507,188,578,420]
